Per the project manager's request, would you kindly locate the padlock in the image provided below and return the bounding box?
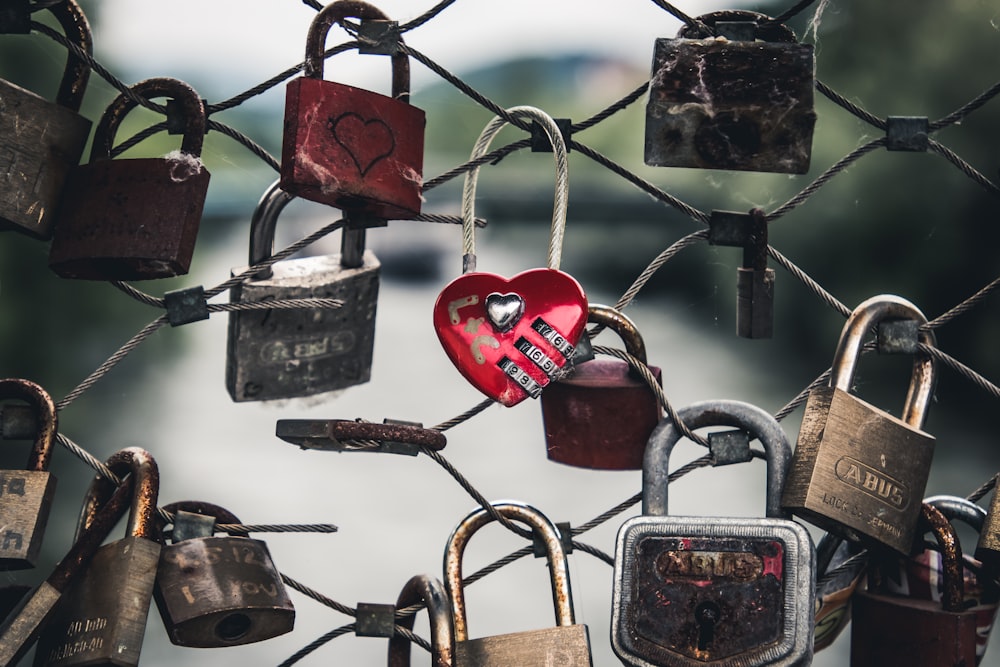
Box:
[387,574,454,667]
[34,447,161,667]
[226,180,379,401]
[0,0,92,239]
[781,294,938,554]
[644,10,816,173]
[48,77,211,280]
[444,501,592,666]
[976,473,1000,575]
[153,500,295,647]
[611,399,815,666]
[433,106,587,407]
[0,379,57,570]
[540,304,662,470]
[851,502,978,666]
[281,0,425,219]
[812,532,867,652]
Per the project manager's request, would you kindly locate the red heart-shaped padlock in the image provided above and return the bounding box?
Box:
[433,268,587,407]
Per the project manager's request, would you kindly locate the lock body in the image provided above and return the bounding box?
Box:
[455,624,591,666]
[0,470,56,570]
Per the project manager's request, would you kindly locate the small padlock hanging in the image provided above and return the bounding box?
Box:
[0,0,92,239]
[48,77,211,280]
[611,400,815,666]
[433,106,587,407]
[281,0,425,219]
[644,10,816,174]
[226,180,378,402]
[387,574,454,667]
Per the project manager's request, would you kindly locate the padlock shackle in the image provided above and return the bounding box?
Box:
[304,0,410,103]
[388,574,454,667]
[444,501,574,642]
[0,378,57,473]
[47,0,92,112]
[89,77,206,162]
[460,106,569,274]
[924,494,986,535]
[642,399,792,519]
[678,10,798,42]
[248,180,296,278]
[160,500,249,538]
[586,304,647,364]
[919,502,966,612]
[829,294,937,430]
[77,447,160,543]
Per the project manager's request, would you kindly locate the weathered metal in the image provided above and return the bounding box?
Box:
[275,418,446,454]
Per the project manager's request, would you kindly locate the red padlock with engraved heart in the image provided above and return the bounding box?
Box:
[433,107,587,407]
[281,0,424,219]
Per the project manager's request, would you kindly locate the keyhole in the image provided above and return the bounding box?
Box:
[695,601,721,651]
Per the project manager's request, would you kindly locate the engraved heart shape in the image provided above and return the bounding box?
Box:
[485,293,525,332]
[329,112,396,177]
[433,268,587,407]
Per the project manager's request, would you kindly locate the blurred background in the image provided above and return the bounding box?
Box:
[0,0,998,664]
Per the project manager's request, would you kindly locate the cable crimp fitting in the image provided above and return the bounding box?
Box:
[164,285,209,327]
[167,97,209,134]
[709,429,753,466]
[877,318,920,355]
[532,521,574,557]
[355,602,397,638]
[886,116,929,152]
[531,118,572,153]
[358,19,400,55]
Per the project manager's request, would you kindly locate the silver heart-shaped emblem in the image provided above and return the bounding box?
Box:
[485,292,525,332]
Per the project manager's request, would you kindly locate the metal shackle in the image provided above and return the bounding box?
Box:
[159,500,248,539]
[829,294,937,430]
[304,0,410,103]
[46,0,93,112]
[444,501,574,642]
[247,180,296,279]
[388,574,454,667]
[917,503,966,612]
[642,399,792,519]
[76,447,160,542]
[90,77,206,162]
[585,304,647,366]
[0,378,57,473]
[924,494,986,535]
[678,10,798,42]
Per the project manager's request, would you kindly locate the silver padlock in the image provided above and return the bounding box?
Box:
[612,400,815,666]
[226,180,379,401]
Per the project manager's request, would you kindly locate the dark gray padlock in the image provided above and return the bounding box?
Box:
[612,400,815,666]
[226,179,379,402]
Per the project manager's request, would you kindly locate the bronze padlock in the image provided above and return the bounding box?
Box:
[387,574,454,667]
[540,304,662,470]
[226,180,379,402]
[153,500,295,647]
[781,294,937,554]
[0,0,92,239]
[48,77,211,280]
[0,379,58,570]
[34,447,161,667]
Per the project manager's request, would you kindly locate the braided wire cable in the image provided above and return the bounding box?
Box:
[927,276,1000,328]
[918,343,1000,402]
[277,624,355,667]
[968,474,997,504]
[927,139,1000,196]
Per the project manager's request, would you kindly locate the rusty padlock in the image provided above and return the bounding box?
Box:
[0,0,92,239]
[387,574,454,667]
[0,379,58,570]
[226,180,378,401]
[281,0,425,219]
[540,304,662,470]
[154,501,295,647]
[781,294,937,554]
[644,10,816,174]
[48,77,211,280]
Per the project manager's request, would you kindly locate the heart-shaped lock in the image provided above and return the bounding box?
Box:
[433,106,587,407]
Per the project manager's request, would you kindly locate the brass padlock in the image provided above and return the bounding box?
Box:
[34,447,161,667]
[541,304,662,470]
[0,379,57,570]
[781,294,938,554]
[975,473,1000,575]
[644,10,816,174]
[387,574,454,667]
[153,500,295,647]
[851,503,979,666]
[444,501,593,666]
[0,0,92,239]
[226,180,379,402]
[612,399,815,666]
[48,77,211,280]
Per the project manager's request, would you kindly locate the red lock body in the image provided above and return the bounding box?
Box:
[281,1,424,219]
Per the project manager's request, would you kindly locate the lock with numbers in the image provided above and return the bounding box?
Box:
[34,447,161,667]
[227,180,379,401]
[281,0,424,219]
[0,379,58,570]
[433,106,587,407]
[0,0,92,239]
[644,10,816,174]
[387,574,454,667]
[851,502,979,666]
[781,295,937,554]
[48,77,211,280]
[445,501,592,666]
[540,304,662,469]
[153,500,295,647]
[976,474,1000,575]
[612,399,815,666]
